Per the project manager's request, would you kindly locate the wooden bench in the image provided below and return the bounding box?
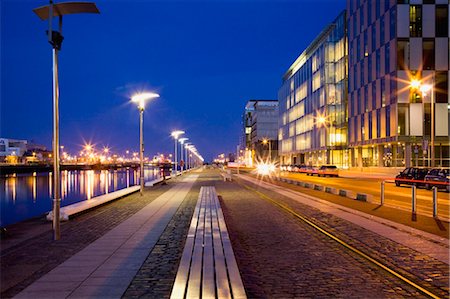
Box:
[170,186,246,299]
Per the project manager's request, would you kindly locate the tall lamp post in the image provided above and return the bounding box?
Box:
[411,79,435,167]
[33,0,100,241]
[262,138,271,162]
[171,130,185,176]
[131,92,159,196]
[184,142,190,170]
[179,138,188,173]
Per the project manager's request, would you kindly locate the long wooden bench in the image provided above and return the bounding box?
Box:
[170,186,246,299]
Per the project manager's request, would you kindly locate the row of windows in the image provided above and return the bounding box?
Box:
[397,38,447,71]
[349,8,396,66]
[409,5,448,37]
[349,107,391,143]
[349,71,448,119]
[349,0,391,34]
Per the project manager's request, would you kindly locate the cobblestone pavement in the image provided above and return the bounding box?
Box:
[2,169,449,299]
[0,184,169,298]
[216,174,449,298]
[123,172,219,298]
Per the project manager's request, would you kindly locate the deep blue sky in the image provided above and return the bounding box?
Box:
[1,0,345,161]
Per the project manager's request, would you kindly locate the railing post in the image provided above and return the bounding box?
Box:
[432,186,438,218]
[380,181,385,205]
[411,185,417,214]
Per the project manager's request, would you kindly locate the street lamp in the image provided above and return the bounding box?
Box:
[179,138,188,173]
[33,0,100,241]
[171,130,185,176]
[131,92,159,196]
[410,79,435,167]
[262,138,272,162]
[184,142,190,170]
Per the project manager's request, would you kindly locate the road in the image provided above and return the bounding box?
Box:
[243,169,450,220]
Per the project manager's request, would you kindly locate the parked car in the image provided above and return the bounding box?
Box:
[424,168,450,192]
[299,165,312,173]
[395,167,429,187]
[306,166,319,176]
[317,165,339,177]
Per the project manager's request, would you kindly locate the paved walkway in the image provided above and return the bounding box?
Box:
[237,174,449,264]
[14,175,198,299]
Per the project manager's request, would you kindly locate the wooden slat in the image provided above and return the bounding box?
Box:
[202,187,215,299]
[213,188,247,299]
[186,188,206,299]
[170,187,203,299]
[211,190,232,299]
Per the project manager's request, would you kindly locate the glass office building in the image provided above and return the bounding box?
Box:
[278,11,348,167]
[347,0,449,167]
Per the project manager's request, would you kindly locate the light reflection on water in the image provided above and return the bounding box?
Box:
[0,167,159,227]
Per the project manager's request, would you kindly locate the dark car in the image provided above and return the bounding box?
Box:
[395,167,429,187]
[424,168,450,192]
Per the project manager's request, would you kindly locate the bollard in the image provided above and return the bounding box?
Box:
[380,181,385,205]
[432,186,438,218]
[411,185,417,214]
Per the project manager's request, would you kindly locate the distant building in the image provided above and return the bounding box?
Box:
[0,138,28,158]
[278,11,348,167]
[347,0,449,167]
[241,100,279,164]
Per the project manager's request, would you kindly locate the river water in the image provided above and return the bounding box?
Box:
[0,167,160,227]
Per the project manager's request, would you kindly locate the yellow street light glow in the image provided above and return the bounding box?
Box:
[318,116,326,124]
[419,84,432,94]
[84,144,92,151]
[131,92,159,110]
[410,79,421,89]
[256,162,276,176]
[103,147,109,153]
[171,130,185,139]
[262,139,268,144]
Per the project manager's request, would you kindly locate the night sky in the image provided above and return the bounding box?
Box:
[2,0,345,161]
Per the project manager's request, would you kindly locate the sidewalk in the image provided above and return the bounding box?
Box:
[13,175,198,299]
[2,169,448,298]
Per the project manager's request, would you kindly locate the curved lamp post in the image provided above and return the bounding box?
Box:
[33,0,100,241]
[171,130,185,176]
[131,92,159,196]
[178,138,188,173]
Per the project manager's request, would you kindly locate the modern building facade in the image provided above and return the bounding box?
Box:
[241,100,279,164]
[347,0,449,167]
[278,11,348,167]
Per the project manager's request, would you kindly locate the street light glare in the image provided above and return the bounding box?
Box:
[318,116,326,124]
[419,84,432,94]
[131,92,159,110]
[410,79,421,89]
[171,130,185,139]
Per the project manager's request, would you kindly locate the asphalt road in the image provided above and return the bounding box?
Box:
[246,170,450,220]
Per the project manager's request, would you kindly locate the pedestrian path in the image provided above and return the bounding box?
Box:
[237,174,449,264]
[14,175,198,299]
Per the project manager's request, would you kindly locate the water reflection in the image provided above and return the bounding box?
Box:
[0,167,158,227]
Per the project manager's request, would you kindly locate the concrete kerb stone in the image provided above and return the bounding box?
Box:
[278,176,370,203]
[325,186,338,194]
[313,184,324,191]
[339,189,357,200]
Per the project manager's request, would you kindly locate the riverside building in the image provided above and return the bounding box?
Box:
[278,11,348,167]
[347,0,449,167]
[241,99,279,164]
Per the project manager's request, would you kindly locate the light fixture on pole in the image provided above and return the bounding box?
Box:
[419,83,435,167]
[411,79,435,167]
[179,138,188,173]
[33,0,100,241]
[184,142,190,170]
[171,130,185,176]
[131,92,159,196]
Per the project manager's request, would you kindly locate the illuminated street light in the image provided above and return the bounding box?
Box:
[262,138,272,162]
[33,0,100,241]
[179,138,188,173]
[184,142,190,170]
[411,79,435,167]
[131,92,159,196]
[171,130,185,175]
